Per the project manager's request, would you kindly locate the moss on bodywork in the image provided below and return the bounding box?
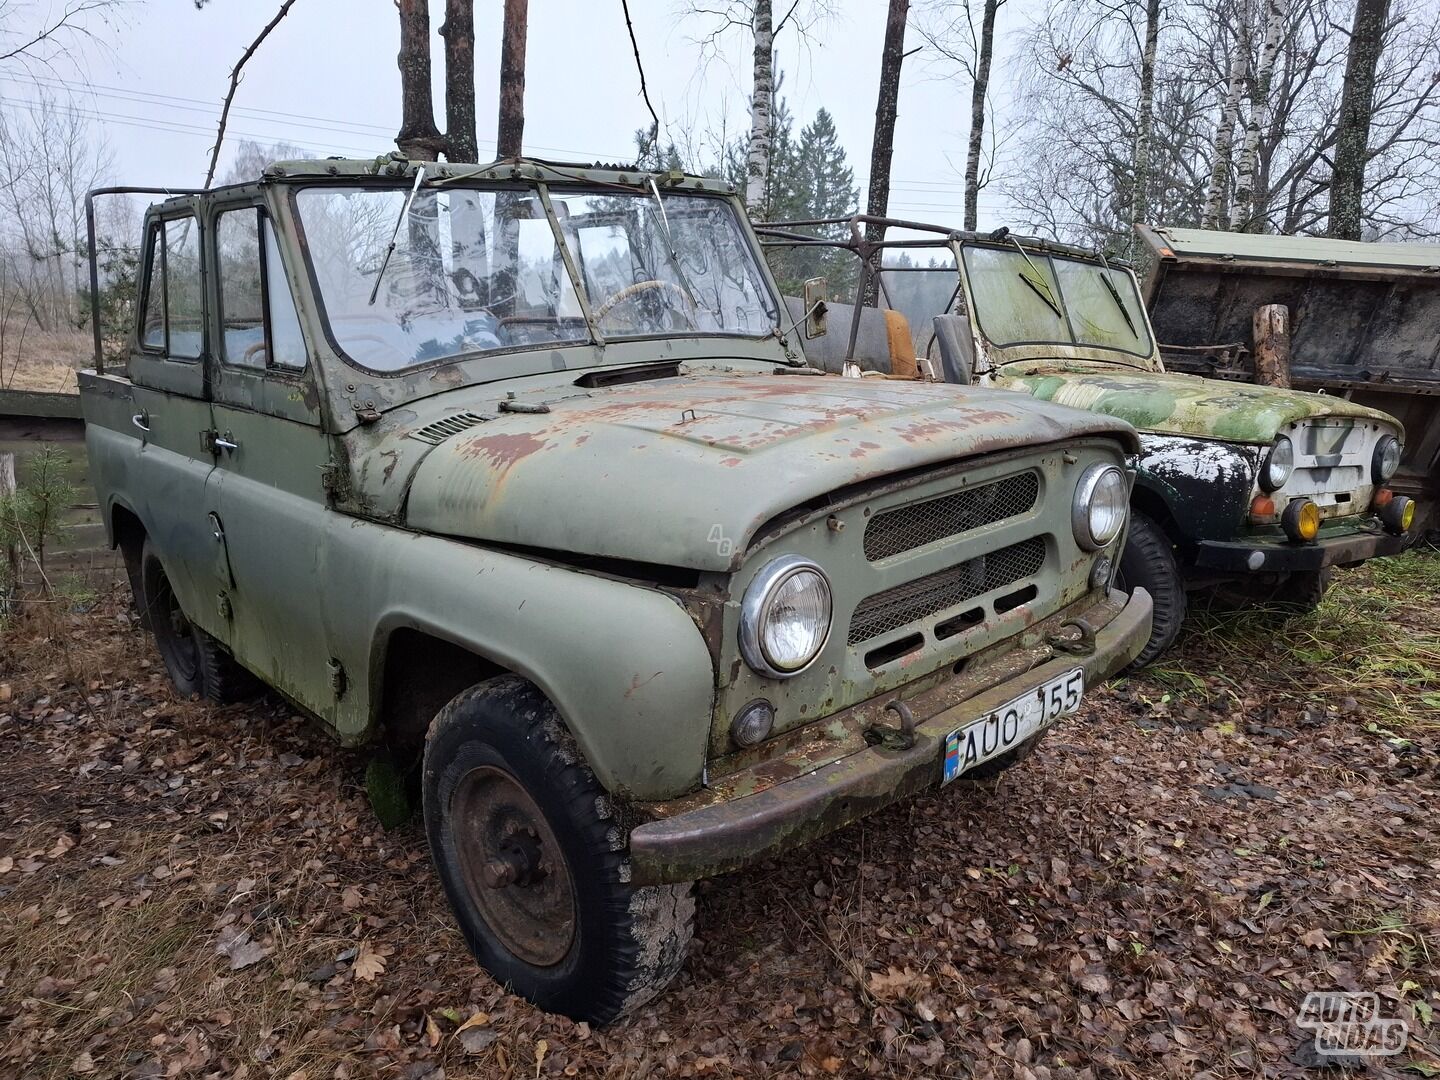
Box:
[1000,361,1399,445]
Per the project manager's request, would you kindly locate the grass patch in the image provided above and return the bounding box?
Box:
[1156,551,1440,732]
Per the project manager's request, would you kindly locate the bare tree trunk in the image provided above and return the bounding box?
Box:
[396,0,445,160]
[1326,0,1389,240]
[1230,0,1287,232]
[0,452,17,609]
[496,0,528,159]
[964,0,1000,232]
[440,0,477,162]
[1129,0,1162,243]
[865,0,910,243]
[1202,50,1247,229]
[745,0,775,217]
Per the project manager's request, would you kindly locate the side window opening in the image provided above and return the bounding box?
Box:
[139,225,165,351]
[164,217,204,359]
[216,207,308,372]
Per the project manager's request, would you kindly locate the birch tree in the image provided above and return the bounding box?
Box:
[1129,0,1163,239]
[1229,0,1288,230]
[746,0,775,214]
[680,1,837,220]
[1201,48,1247,227]
[919,0,1009,231]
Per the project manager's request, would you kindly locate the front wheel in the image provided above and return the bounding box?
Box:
[423,676,694,1023]
[1115,511,1187,668]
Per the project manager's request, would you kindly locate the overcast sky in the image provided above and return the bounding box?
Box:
[3,0,1023,227]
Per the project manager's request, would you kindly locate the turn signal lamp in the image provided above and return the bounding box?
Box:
[1248,494,1276,523]
[1373,487,1394,508]
[1282,498,1321,543]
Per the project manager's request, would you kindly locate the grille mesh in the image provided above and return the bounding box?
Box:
[409,412,488,446]
[848,536,1046,645]
[863,472,1039,561]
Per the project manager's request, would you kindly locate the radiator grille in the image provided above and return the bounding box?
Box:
[863,472,1039,561]
[409,412,488,446]
[848,536,1046,645]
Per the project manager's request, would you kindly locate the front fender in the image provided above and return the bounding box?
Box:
[1132,433,1260,545]
[320,518,717,801]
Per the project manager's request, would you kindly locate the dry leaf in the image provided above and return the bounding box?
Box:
[820,1057,844,1074]
[455,1010,491,1034]
[1300,928,1330,948]
[351,940,391,982]
[424,1013,441,1048]
[228,938,269,971]
[535,1039,548,1075]
[71,1052,96,1074]
[459,1026,499,1054]
[1078,973,1111,994]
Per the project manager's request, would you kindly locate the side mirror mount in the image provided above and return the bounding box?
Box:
[802,277,828,339]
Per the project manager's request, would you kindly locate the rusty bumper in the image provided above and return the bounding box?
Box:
[1193,525,1408,574]
[627,586,1153,886]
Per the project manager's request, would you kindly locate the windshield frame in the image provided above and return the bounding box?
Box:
[287,178,784,379]
[957,240,1157,364]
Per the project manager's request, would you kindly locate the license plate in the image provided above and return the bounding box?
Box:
[942,668,1084,783]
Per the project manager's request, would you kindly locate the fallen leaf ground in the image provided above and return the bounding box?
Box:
[1,556,1437,1079]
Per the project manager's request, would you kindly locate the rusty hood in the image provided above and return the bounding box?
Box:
[996,360,1398,445]
[402,372,1136,571]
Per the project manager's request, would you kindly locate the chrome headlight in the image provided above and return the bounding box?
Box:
[1260,436,1294,492]
[1072,463,1128,550]
[739,556,832,678]
[1373,434,1401,484]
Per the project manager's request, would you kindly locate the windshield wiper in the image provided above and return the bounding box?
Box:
[644,175,701,311]
[1096,253,1138,338]
[368,166,427,306]
[1009,237,1064,319]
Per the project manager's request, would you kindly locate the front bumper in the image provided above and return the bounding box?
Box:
[1193,524,1407,574]
[627,586,1152,885]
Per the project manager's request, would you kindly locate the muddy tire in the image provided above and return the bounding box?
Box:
[423,676,694,1024]
[140,540,256,703]
[1116,512,1187,668]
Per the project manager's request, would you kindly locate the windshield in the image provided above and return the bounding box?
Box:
[295,184,778,373]
[960,244,1154,361]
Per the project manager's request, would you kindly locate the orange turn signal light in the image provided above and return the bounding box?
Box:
[1373,486,1394,508]
[1249,494,1276,521]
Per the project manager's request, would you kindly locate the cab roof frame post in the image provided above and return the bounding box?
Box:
[85,186,207,375]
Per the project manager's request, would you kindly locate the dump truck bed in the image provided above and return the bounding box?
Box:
[1137,224,1440,533]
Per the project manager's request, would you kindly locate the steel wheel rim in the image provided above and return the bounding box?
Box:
[450,764,576,967]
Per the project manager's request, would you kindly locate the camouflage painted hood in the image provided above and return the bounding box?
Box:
[997,361,1400,444]
[402,371,1136,572]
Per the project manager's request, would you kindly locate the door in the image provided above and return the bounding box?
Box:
[128,210,229,635]
[205,200,337,720]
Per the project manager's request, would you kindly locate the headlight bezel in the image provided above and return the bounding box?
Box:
[1260,436,1294,492]
[1373,434,1401,484]
[738,555,833,679]
[1071,463,1128,551]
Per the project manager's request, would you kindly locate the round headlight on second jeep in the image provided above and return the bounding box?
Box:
[1260,436,1294,492]
[1373,434,1401,484]
[739,556,833,679]
[1072,463,1127,551]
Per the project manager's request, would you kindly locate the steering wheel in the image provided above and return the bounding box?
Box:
[592,279,697,327]
[242,341,268,366]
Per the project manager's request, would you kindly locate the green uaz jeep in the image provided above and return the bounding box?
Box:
[78,161,1150,1021]
[760,216,1414,665]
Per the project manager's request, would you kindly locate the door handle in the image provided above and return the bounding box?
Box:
[131,413,150,432]
[213,436,239,452]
